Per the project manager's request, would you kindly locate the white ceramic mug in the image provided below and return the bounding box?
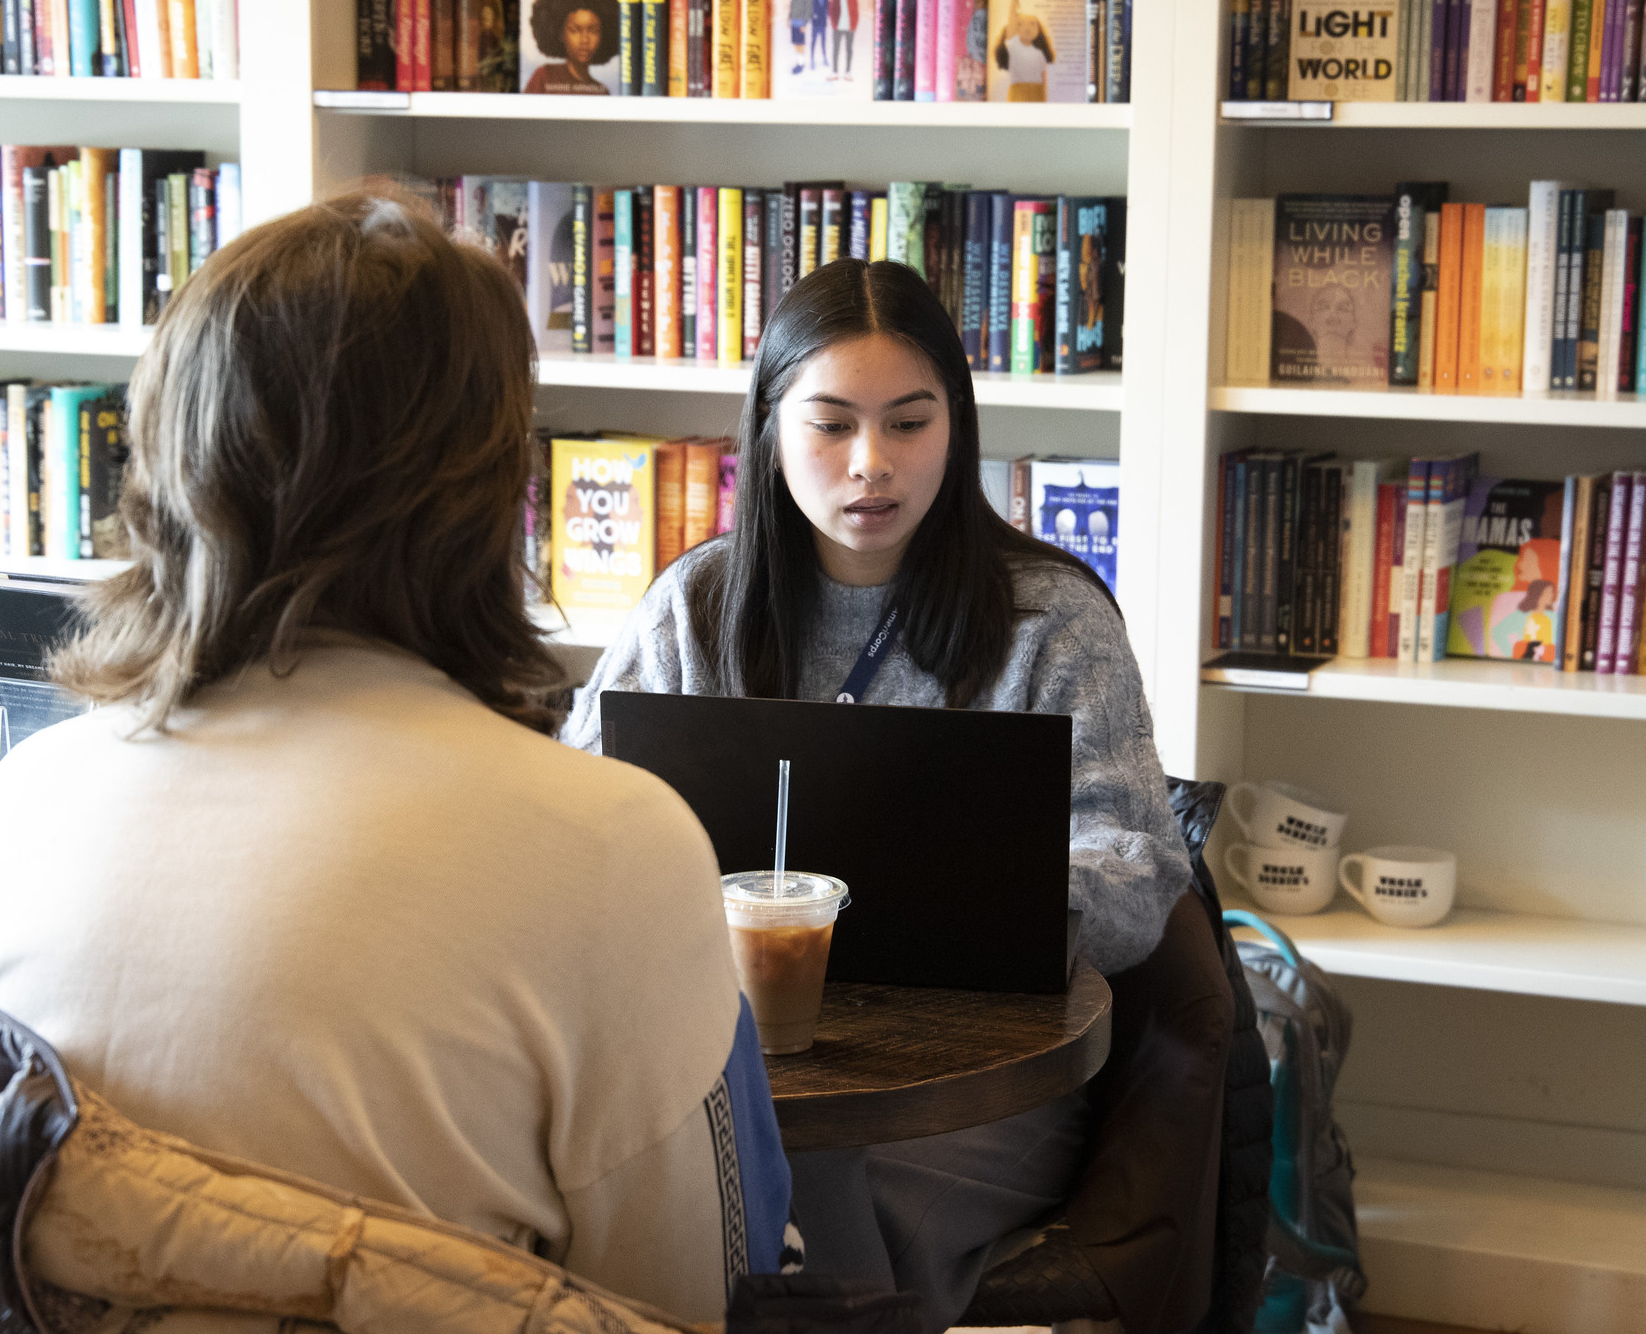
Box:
[1338,847,1456,928]
[1227,781,1348,851]
[1223,843,1340,916]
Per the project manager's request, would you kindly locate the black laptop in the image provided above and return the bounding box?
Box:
[0,576,90,756]
[600,691,1074,993]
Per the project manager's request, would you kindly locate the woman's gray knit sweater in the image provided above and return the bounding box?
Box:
[561,543,1192,976]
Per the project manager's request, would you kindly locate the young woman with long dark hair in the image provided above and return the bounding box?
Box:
[563,258,1192,1329]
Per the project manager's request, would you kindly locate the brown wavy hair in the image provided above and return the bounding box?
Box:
[52,190,569,734]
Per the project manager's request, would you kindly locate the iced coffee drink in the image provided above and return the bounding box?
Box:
[721,871,849,1054]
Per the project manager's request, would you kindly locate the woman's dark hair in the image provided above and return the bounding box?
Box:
[688,258,1109,709]
[531,0,620,63]
[1517,578,1555,612]
[52,190,569,735]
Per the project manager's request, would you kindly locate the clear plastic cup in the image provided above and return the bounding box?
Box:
[721,871,849,1055]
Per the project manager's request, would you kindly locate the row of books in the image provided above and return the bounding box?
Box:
[1226,185,1645,398]
[0,379,128,560]
[1213,449,1646,674]
[1,0,238,79]
[995,453,1119,586]
[357,0,1131,102]
[439,175,1124,373]
[1,147,241,328]
[1227,0,1646,103]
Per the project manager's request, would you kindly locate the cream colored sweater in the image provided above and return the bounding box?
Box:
[0,638,770,1322]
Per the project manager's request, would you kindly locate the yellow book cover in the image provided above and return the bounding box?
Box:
[718,187,743,365]
[1497,209,1528,393]
[1417,211,1440,389]
[869,196,888,261]
[1477,211,1504,395]
[713,0,740,97]
[169,0,199,77]
[549,436,657,620]
[740,0,767,97]
[1540,0,1572,99]
[81,147,117,326]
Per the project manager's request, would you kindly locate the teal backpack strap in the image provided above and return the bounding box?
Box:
[1223,909,1303,968]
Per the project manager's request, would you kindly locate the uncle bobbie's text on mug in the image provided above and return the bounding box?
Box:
[1227,782,1348,851]
[1224,843,1337,916]
[1338,846,1456,928]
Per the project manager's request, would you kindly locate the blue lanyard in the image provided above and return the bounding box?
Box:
[837,606,901,704]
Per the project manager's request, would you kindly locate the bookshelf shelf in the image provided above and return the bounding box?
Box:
[536,353,1126,410]
[312,90,1134,130]
[0,75,241,103]
[0,325,152,357]
[1227,901,1646,1006]
[1209,383,1646,428]
[0,557,129,580]
[1203,654,1646,720]
[1322,101,1646,131]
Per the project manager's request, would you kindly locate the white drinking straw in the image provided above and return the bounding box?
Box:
[774,758,791,896]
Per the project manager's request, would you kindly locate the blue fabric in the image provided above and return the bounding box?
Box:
[724,994,794,1274]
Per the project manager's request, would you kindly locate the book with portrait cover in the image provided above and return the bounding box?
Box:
[771,0,873,98]
[520,0,622,92]
[1445,476,1568,663]
[1271,194,1395,388]
[986,0,1086,101]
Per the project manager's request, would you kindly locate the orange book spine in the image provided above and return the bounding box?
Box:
[1434,203,1465,393]
[154,0,173,75]
[1457,203,1486,395]
[655,187,682,359]
[1586,0,1607,99]
[712,0,740,96]
[740,0,767,96]
[655,440,688,569]
[684,440,723,548]
[168,0,198,77]
[669,0,688,94]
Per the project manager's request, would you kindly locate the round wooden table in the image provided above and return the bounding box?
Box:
[764,960,1113,1152]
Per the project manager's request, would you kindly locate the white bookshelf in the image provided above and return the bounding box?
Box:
[0,75,242,103]
[1227,902,1646,1006]
[1211,383,1646,428]
[0,325,152,358]
[536,353,1126,409]
[315,88,1135,129]
[1205,655,1646,720]
[1324,101,1646,131]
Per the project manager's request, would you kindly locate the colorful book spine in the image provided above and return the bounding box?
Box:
[821,188,844,266]
[1370,482,1398,656]
[1319,464,1344,655]
[1435,203,1465,391]
[681,185,698,353]
[893,0,916,98]
[987,192,1014,372]
[739,0,766,96]
[642,0,669,93]
[849,191,872,261]
[1611,473,1646,673]
[1595,471,1633,672]
[655,439,687,570]
[593,190,617,354]
[763,191,784,329]
[1563,473,1595,670]
[742,189,763,361]
[798,187,821,278]
[1398,460,1431,661]
[960,190,992,370]
[1523,0,1549,95]
[874,0,896,97]
[1465,0,1498,98]
[1522,181,1563,393]
[1551,475,1578,658]
[655,186,682,359]
[913,0,935,99]
[1579,474,1611,668]
[669,0,689,93]
[1494,0,1521,96]
[935,0,956,98]
[696,186,717,360]
[1457,203,1486,393]
[870,194,889,261]
[613,189,634,358]
[718,452,738,534]
[712,0,739,95]
[685,439,722,548]
[1009,199,1052,375]
[635,189,655,356]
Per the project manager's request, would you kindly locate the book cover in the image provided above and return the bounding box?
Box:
[1576,209,1606,390]
[772,0,871,96]
[1457,202,1486,393]
[549,436,656,623]
[1239,453,1268,649]
[849,190,873,260]
[357,0,396,87]
[433,0,456,87]
[1463,0,1496,98]
[1257,455,1281,652]
[685,438,722,547]
[1370,481,1399,657]
[763,188,785,328]
[986,0,1086,101]
[1288,0,1399,98]
[520,0,621,92]
[1566,0,1593,93]
[1416,452,1479,661]
[644,0,670,92]
[873,0,896,96]
[618,0,641,92]
[1522,0,1548,96]
[1277,451,1302,653]
[1053,195,1104,375]
[1562,472,1596,670]
[1390,182,1448,386]
[986,192,1014,371]
[1318,463,1345,655]
[1027,457,1119,588]
[1613,471,1646,673]
[886,180,927,276]
[571,183,592,353]
[655,437,688,569]
[682,185,699,352]
[1271,194,1396,388]
[670,0,688,90]
[654,185,682,358]
[958,0,987,96]
[79,391,127,559]
[742,189,763,361]
[593,188,616,354]
[718,449,738,533]
[821,187,845,264]
[1213,450,1245,650]
[1232,454,1253,649]
[960,191,992,368]
[1397,458,1430,660]
[1521,180,1566,393]
[1620,215,1642,392]
[1580,473,1613,668]
[1009,198,1053,374]
[635,188,656,356]
[1446,476,1568,660]
[798,187,821,277]
[712,0,739,92]
[1493,0,1519,96]
[696,185,717,361]
[1434,201,1464,390]
[1341,458,1403,658]
[717,187,742,365]
[1417,209,1442,387]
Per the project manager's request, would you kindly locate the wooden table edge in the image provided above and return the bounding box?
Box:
[772,972,1114,1153]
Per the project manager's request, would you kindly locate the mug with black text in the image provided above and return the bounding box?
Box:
[1223,843,1339,916]
[1338,847,1456,928]
[1227,781,1348,851]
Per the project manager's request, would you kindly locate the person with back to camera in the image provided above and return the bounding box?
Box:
[561,258,1194,1331]
[0,191,796,1322]
[524,0,618,92]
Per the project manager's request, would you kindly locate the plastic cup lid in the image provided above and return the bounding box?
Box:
[721,870,849,909]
